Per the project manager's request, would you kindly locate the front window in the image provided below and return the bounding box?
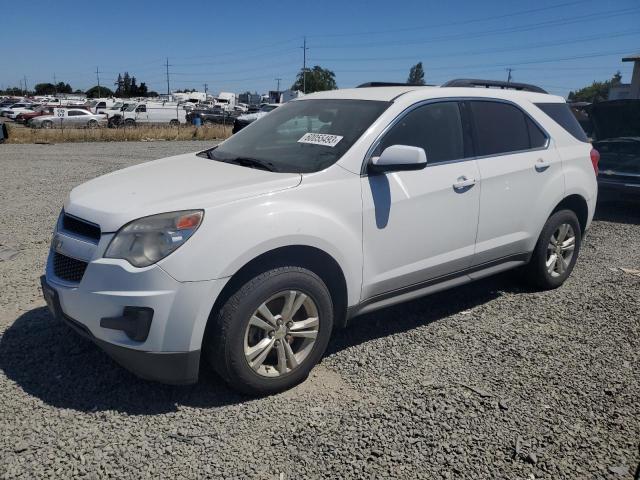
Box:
[205,99,390,173]
[124,104,137,112]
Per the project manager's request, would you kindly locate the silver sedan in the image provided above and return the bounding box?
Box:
[30,109,107,129]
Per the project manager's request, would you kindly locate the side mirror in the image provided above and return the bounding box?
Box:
[369,145,427,173]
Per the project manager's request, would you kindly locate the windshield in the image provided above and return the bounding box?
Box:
[207,99,389,173]
[260,105,278,112]
[124,104,138,112]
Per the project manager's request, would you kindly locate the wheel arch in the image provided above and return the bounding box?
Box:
[551,194,589,234]
[206,245,349,336]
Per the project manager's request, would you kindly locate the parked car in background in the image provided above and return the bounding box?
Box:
[30,108,106,128]
[0,102,33,117]
[587,99,640,201]
[232,103,280,133]
[186,107,237,125]
[41,81,597,395]
[15,106,55,124]
[6,104,40,119]
[86,99,119,114]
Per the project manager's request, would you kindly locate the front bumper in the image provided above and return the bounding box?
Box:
[42,276,200,384]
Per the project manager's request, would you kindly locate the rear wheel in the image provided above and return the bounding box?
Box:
[523,209,581,289]
[41,120,53,129]
[169,119,180,126]
[206,267,334,396]
[87,119,98,128]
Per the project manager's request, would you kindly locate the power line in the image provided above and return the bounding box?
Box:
[311,28,640,63]
[306,0,591,39]
[311,7,640,50]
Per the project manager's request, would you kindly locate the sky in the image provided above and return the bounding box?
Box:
[1,0,639,98]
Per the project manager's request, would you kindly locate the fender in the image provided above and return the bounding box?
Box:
[160,168,364,307]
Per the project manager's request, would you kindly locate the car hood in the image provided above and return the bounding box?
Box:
[587,100,640,140]
[64,151,302,232]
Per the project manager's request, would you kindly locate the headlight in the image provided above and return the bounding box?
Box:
[105,210,203,267]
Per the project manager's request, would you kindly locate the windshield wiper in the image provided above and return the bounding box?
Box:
[224,156,277,172]
[205,149,277,172]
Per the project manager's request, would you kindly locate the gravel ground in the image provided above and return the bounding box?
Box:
[0,141,638,479]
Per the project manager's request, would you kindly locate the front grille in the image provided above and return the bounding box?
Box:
[62,213,101,242]
[53,252,88,283]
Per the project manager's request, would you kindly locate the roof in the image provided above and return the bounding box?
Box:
[298,86,564,104]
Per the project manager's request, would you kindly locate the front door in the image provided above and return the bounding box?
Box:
[361,100,481,300]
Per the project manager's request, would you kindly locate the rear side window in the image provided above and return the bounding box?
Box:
[535,102,588,142]
[526,117,548,149]
[376,101,465,164]
[469,101,532,156]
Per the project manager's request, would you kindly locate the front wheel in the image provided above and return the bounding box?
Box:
[169,119,180,126]
[41,120,53,129]
[206,267,334,396]
[87,119,98,128]
[523,209,582,289]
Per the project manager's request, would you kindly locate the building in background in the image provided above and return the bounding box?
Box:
[609,53,640,100]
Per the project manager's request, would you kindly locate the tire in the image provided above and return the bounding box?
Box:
[41,120,53,129]
[523,209,582,290]
[203,119,214,126]
[169,119,180,126]
[124,118,135,127]
[206,267,334,396]
[87,119,98,129]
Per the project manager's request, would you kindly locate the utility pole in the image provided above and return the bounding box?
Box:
[300,37,309,93]
[275,78,281,92]
[165,57,171,96]
[53,73,58,95]
[506,68,513,83]
[96,67,101,98]
[204,83,208,98]
[23,75,28,95]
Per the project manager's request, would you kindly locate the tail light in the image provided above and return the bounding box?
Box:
[590,147,600,176]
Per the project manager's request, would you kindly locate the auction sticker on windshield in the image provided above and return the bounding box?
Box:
[298,133,343,147]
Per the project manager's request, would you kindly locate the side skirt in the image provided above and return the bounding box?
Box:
[346,253,530,321]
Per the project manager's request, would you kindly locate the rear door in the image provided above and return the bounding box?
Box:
[468,100,564,265]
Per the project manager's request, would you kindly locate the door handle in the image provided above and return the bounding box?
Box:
[535,159,550,172]
[453,176,477,191]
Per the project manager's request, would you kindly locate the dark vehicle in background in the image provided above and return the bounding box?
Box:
[186,107,236,126]
[587,100,640,201]
[232,103,280,134]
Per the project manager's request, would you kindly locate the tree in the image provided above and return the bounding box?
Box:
[407,62,425,85]
[568,71,623,103]
[291,66,337,93]
[113,72,150,97]
[85,85,114,98]
[0,87,22,96]
[55,82,73,94]
[34,83,57,95]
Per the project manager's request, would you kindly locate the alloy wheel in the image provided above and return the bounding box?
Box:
[244,290,319,377]
[546,223,576,278]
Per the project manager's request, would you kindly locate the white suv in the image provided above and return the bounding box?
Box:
[41,80,598,395]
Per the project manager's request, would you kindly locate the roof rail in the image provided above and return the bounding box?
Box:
[442,79,548,94]
[357,82,429,88]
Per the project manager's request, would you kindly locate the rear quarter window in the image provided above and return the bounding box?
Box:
[535,102,588,142]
